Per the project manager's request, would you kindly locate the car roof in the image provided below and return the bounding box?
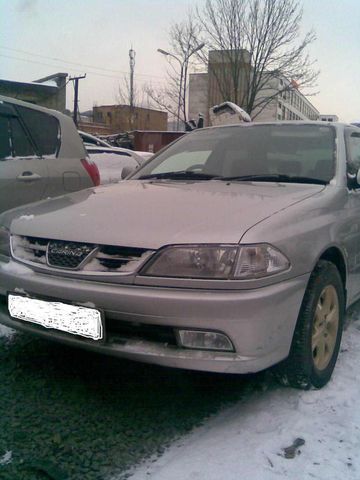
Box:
[200,120,351,131]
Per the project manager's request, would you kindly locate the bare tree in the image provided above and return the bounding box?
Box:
[145,17,204,129]
[117,75,136,106]
[194,0,318,118]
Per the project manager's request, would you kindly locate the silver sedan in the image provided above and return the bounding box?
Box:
[1,122,360,389]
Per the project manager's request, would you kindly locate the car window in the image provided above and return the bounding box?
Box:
[10,117,36,157]
[346,130,360,173]
[82,135,99,145]
[0,116,11,159]
[151,150,211,174]
[16,105,60,156]
[135,125,336,182]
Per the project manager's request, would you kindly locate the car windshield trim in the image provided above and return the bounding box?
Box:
[138,171,220,180]
[219,174,329,185]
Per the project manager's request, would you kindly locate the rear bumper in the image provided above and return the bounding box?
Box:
[0,261,310,373]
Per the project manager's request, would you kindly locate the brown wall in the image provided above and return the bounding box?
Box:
[132,131,185,153]
[93,105,167,133]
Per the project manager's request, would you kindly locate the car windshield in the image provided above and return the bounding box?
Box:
[134,124,336,184]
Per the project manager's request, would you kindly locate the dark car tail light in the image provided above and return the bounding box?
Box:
[81,157,100,186]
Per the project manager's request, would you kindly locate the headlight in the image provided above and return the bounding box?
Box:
[0,227,11,259]
[233,244,290,279]
[140,244,290,280]
[142,245,238,279]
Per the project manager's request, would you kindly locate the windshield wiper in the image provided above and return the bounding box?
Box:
[138,171,218,180]
[220,174,328,185]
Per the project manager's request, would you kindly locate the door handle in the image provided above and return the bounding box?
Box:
[17,172,42,182]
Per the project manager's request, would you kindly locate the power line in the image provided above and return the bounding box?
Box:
[0,46,164,79]
[0,53,165,88]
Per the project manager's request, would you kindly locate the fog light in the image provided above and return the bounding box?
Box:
[177,330,234,352]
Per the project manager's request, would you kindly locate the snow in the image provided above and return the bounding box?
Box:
[32,80,58,87]
[0,324,14,339]
[83,251,153,273]
[18,215,35,221]
[88,152,138,185]
[0,260,34,275]
[0,451,12,465]
[127,310,360,480]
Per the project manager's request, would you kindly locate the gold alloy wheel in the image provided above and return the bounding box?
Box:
[312,285,340,371]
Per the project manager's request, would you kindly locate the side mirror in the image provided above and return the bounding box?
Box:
[121,165,138,180]
[357,169,360,186]
[347,170,360,189]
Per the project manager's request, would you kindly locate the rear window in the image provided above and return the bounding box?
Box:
[0,114,37,159]
[16,105,60,156]
[10,117,36,157]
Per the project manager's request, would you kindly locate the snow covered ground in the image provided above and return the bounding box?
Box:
[127,307,360,480]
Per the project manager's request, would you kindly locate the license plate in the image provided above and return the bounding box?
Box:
[8,294,103,340]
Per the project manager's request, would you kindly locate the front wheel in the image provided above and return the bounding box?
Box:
[274,260,345,389]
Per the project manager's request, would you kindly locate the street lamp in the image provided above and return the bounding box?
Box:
[157,43,205,130]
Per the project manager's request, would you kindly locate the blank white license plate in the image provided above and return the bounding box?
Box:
[8,294,103,340]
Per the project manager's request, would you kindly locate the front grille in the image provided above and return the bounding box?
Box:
[95,245,149,270]
[47,241,95,269]
[11,235,154,274]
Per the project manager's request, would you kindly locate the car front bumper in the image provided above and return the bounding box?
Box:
[0,261,310,374]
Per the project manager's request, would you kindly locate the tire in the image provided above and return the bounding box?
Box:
[274,260,345,389]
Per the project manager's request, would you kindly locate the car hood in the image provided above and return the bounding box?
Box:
[6,180,325,249]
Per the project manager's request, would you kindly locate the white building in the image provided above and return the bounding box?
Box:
[188,50,320,124]
[252,77,319,122]
[320,114,339,122]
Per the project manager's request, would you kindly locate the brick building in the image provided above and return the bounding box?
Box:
[93,105,167,133]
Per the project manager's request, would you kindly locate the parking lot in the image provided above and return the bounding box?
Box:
[1,302,360,480]
[0,326,259,480]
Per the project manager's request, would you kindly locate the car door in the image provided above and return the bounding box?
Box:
[343,127,360,302]
[0,101,48,213]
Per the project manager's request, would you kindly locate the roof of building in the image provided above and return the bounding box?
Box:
[0,78,58,91]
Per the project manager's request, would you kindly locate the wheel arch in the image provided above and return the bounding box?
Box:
[317,246,347,302]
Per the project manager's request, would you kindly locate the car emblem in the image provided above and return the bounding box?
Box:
[47,241,95,269]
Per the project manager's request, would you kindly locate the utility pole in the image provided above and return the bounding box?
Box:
[129,48,136,129]
[69,74,86,127]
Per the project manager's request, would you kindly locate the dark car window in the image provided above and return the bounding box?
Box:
[0,116,11,159]
[10,117,36,157]
[346,130,360,174]
[16,105,60,156]
[82,135,101,146]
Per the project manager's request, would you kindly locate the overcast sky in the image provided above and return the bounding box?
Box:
[0,0,359,122]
